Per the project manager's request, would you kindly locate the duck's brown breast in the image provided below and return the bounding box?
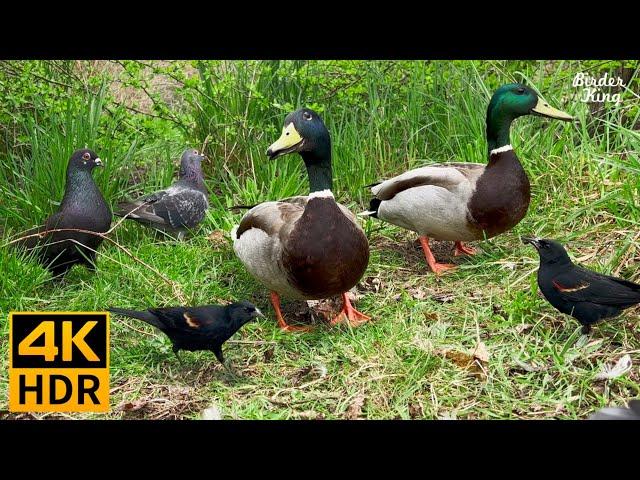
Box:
[281,197,369,299]
[467,148,531,239]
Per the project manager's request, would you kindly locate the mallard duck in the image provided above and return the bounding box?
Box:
[362,83,573,274]
[232,108,370,331]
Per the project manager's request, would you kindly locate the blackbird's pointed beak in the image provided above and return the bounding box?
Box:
[521,236,541,249]
[253,308,265,319]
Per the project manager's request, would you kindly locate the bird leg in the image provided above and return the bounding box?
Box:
[173,347,184,365]
[329,292,371,327]
[454,241,477,257]
[418,236,455,275]
[581,325,592,335]
[270,291,313,332]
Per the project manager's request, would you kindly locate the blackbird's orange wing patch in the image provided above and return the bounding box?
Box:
[552,279,590,293]
[183,312,201,329]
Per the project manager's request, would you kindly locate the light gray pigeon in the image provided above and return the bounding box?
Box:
[114,149,209,239]
[16,148,112,278]
[589,400,640,420]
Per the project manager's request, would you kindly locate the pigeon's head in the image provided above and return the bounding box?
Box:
[226,300,264,327]
[522,237,572,265]
[70,148,103,172]
[179,148,206,177]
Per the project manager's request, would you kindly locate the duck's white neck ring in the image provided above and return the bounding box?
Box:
[308,189,334,199]
[490,144,513,155]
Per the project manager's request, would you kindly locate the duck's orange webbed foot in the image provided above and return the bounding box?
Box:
[419,236,456,275]
[270,291,313,332]
[454,241,477,257]
[329,292,371,327]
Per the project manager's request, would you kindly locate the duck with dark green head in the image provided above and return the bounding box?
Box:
[362,83,573,274]
[232,108,370,331]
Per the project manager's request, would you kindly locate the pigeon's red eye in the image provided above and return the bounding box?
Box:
[82,152,91,160]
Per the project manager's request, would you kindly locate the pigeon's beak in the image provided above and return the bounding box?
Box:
[94,158,103,167]
[521,236,541,249]
[253,308,265,319]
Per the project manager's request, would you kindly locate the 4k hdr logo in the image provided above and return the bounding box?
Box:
[9,312,110,412]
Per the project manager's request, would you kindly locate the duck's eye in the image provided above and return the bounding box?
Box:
[517,87,526,94]
[82,152,91,160]
[303,111,312,121]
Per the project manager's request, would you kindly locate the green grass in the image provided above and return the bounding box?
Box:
[0,60,639,419]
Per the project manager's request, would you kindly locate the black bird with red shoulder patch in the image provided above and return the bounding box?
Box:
[523,237,640,334]
[108,301,263,365]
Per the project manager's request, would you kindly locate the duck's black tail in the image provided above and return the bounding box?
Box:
[358,198,381,218]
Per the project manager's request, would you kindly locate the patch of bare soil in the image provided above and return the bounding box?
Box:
[113,379,207,420]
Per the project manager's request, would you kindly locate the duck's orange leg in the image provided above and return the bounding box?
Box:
[454,241,477,257]
[329,292,371,327]
[419,236,455,275]
[270,291,312,332]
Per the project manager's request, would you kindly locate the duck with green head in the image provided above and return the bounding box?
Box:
[362,83,574,274]
[232,108,370,331]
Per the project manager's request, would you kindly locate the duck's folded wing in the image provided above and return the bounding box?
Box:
[370,164,483,201]
[235,200,305,239]
[552,268,640,306]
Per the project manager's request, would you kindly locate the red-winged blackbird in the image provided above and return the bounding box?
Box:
[523,237,640,334]
[108,301,263,365]
[589,400,640,420]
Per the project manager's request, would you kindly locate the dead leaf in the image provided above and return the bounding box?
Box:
[515,323,533,334]
[438,341,489,379]
[432,293,455,303]
[207,230,227,247]
[361,276,383,293]
[345,393,366,420]
[297,410,325,420]
[473,341,489,363]
[201,403,222,420]
[423,311,439,321]
[594,354,632,381]
[408,403,423,419]
[408,287,431,300]
[263,346,275,362]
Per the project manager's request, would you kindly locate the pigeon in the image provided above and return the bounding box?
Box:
[114,149,208,239]
[589,400,640,420]
[522,237,640,334]
[107,301,264,365]
[16,148,111,278]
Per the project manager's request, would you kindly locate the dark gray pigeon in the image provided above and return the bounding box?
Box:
[114,149,208,240]
[589,400,640,420]
[17,148,112,278]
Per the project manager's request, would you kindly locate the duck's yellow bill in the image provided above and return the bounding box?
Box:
[267,123,303,158]
[531,98,574,121]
